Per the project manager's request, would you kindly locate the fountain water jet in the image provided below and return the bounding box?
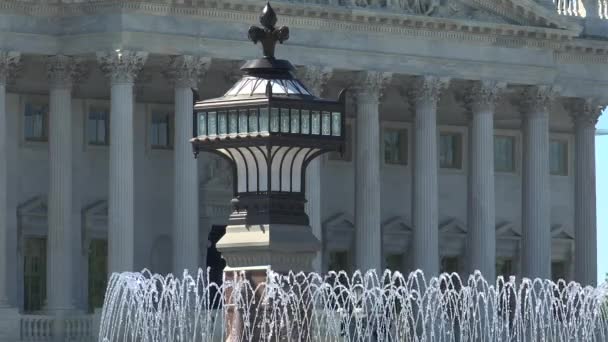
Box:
[98,269,608,341]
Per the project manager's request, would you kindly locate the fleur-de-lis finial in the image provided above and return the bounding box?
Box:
[248,2,289,59]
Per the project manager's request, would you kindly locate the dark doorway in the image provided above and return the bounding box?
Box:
[206,225,226,309]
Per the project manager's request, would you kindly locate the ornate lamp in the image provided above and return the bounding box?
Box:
[191,2,346,272]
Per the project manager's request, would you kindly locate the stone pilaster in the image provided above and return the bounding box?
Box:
[409,75,449,277]
[569,98,604,286]
[97,50,147,273]
[296,65,332,273]
[0,51,19,309]
[520,85,556,280]
[164,55,210,275]
[46,55,84,313]
[352,71,391,272]
[464,80,505,280]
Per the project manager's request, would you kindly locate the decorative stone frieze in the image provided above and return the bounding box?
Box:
[96,50,148,84]
[0,51,20,85]
[295,66,332,97]
[46,55,86,88]
[164,55,211,89]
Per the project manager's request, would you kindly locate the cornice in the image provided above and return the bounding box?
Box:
[0,0,580,47]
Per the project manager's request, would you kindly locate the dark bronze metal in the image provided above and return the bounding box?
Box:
[248,2,289,59]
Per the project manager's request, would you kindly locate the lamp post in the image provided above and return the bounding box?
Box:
[191,2,345,274]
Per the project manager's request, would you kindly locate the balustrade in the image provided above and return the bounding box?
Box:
[19,314,94,342]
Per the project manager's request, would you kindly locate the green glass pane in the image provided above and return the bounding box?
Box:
[270,108,280,132]
[322,111,331,136]
[290,109,300,134]
[332,112,341,136]
[260,107,269,132]
[301,110,310,134]
[198,112,207,136]
[311,111,320,134]
[239,109,248,133]
[218,111,227,135]
[280,108,290,133]
[249,108,258,133]
[229,111,238,134]
[208,111,217,136]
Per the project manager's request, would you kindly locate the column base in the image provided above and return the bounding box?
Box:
[0,307,20,342]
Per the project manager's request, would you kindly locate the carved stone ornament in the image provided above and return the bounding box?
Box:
[351,71,393,102]
[567,97,606,126]
[519,85,559,115]
[164,55,211,89]
[295,66,333,97]
[408,75,450,105]
[0,51,21,85]
[47,55,87,88]
[464,80,506,113]
[96,50,148,84]
[247,2,289,59]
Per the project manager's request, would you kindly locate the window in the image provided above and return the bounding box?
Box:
[383,128,408,165]
[496,257,514,278]
[150,112,173,149]
[494,135,515,172]
[550,140,568,176]
[24,103,48,142]
[385,253,404,272]
[551,261,567,282]
[439,132,462,169]
[328,250,350,272]
[440,256,460,274]
[328,123,352,162]
[88,239,107,312]
[24,237,46,312]
[88,108,109,145]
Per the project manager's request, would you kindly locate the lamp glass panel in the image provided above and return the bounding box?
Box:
[311,111,321,134]
[198,112,207,136]
[249,108,259,133]
[301,110,310,134]
[270,108,280,132]
[259,107,269,132]
[208,111,217,136]
[218,111,227,135]
[332,112,341,136]
[229,110,238,134]
[291,109,300,134]
[280,108,290,133]
[239,109,248,133]
[322,111,331,136]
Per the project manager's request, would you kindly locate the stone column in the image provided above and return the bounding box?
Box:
[97,51,147,273]
[0,51,19,309]
[297,66,332,273]
[569,98,604,286]
[465,81,504,280]
[409,76,448,277]
[352,71,391,272]
[520,86,555,280]
[46,55,84,312]
[164,55,209,276]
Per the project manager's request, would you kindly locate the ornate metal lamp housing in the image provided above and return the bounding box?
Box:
[191,3,346,227]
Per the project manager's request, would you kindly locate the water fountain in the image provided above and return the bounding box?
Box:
[98,269,608,341]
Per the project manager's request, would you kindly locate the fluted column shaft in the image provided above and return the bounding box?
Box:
[410,76,447,277]
[466,82,503,280]
[572,99,603,286]
[521,87,553,280]
[0,52,19,307]
[98,51,147,273]
[166,56,208,275]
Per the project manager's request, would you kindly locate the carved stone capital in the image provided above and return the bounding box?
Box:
[519,85,559,115]
[0,51,21,85]
[464,80,506,113]
[351,71,392,103]
[408,75,450,105]
[567,97,606,127]
[96,50,148,85]
[295,65,332,97]
[47,55,86,88]
[164,55,211,89]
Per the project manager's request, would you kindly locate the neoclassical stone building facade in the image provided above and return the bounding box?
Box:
[0,0,606,340]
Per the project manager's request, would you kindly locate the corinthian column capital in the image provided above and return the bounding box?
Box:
[47,55,86,88]
[295,65,333,97]
[566,97,606,127]
[96,50,148,84]
[464,80,506,113]
[408,75,450,106]
[519,85,560,116]
[0,51,21,85]
[351,71,392,102]
[164,55,211,89]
